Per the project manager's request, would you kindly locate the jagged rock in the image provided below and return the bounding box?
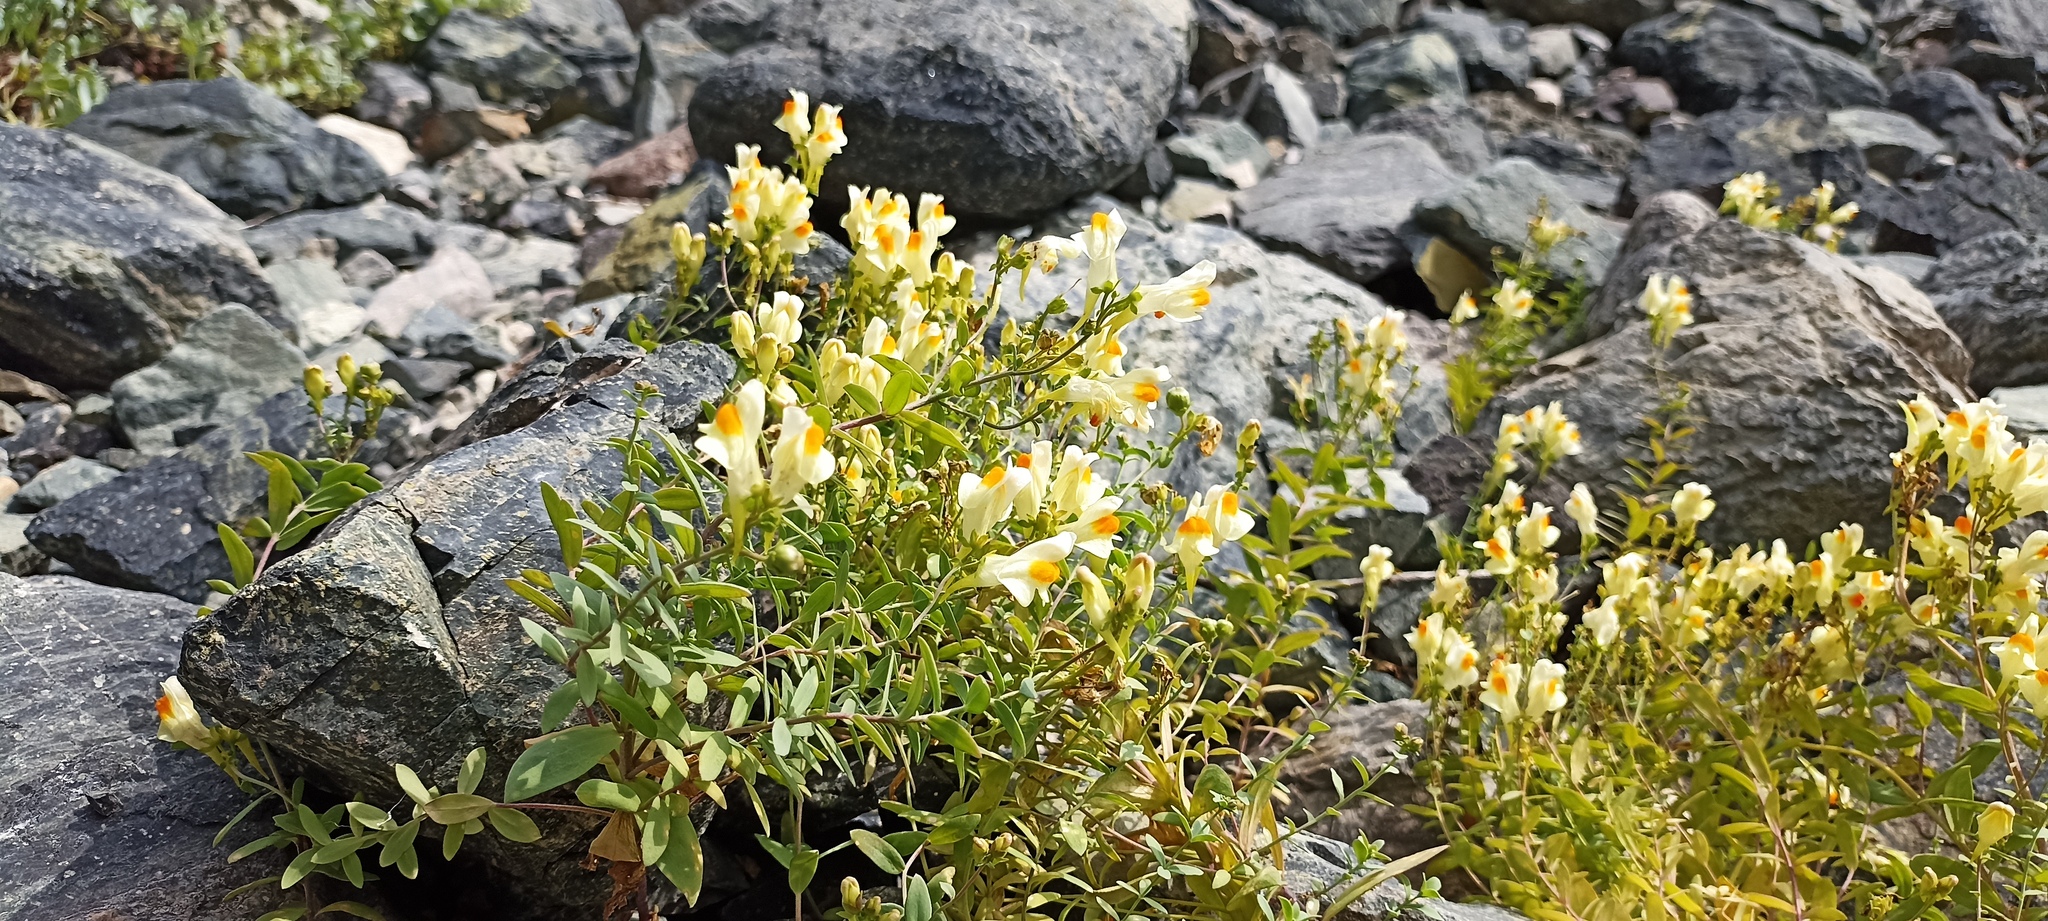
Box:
[415,75,533,161]
[365,247,496,335]
[1485,0,1669,36]
[437,143,532,223]
[1345,33,1469,122]
[0,125,281,390]
[689,0,1190,220]
[110,305,309,457]
[1622,106,1868,215]
[66,78,385,219]
[1166,116,1273,188]
[1422,192,1973,549]
[633,15,728,138]
[1953,0,2048,55]
[1360,102,1493,173]
[588,124,698,198]
[1237,133,1460,288]
[244,198,443,267]
[178,341,734,918]
[1158,178,1236,224]
[1920,232,2048,390]
[1277,700,1441,860]
[421,0,639,127]
[1247,63,1323,148]
[1193,0,1279,89]
[0,574,300,921]
[394,304,516,370]
[1415,157,1624,282]
[1236,0,1401,43]
[1528,24,1579,76]
[351,61,434,134]
[1866,163,2048,254]
[1888,67,2025,164]
[1418,7,1532,92]
[316,113,414,177]
[267,258,368,352]
[580,162,723,300]
[1284,830,1528,920]
[1827,106,1946,179]
[1728,0,1876,51]
[1947,39,2040,95]
[0,513,42,575]
[1615,5,1884,116]
[12,458,120,511]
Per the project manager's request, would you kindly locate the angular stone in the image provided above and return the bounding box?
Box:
[1827,106,1946,179]
[1888,67,2025,164]
[0,512,42,575]
[1237,133,1460,287]
[1344,33,1469,123]
[316,113,414,177]
[1359,102,1493,173]
[350,61,434,134]
[1615,5,1886,115]
[267,258,367,352]
[1866,163,2048,255]
[110,305,310,456]
[1165,117,1272,188]
[1622,106,1868,216]
[0,126,280,390]
[244,198,442,267]
[365,247,496,334]
[632,15,728,138]
[1237,0,1401,43]
[1484,0,1670,36]
[587,124,698,198]
[1247,63,1323,148]
[13,457,120,511]
[1920,232,2048,390]
[689,0,1190,220]
[66,78,386,219]
[1418,7,1532,92]
[1415,157,1624,282]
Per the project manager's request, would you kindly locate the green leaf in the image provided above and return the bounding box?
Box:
[676,581,751,599]
[394,764,432,804]
[421,793,496,825]
[882,370,917,415]
[1322,845,1448,921]
[904,875,933,921]
[216,792,276,846]
[503,725,621,803]
[787,844,821,893]
[656,807,704,906]
[542,482,583,571]
[926,714,980,757]
[217,522,255,586]
[318,901,386,920]
[457,747,487,795]
[487,807,542,843]
[576,779,643,812]
[280,849,318,888]
[897,411,967,454]
[850,828,905,874]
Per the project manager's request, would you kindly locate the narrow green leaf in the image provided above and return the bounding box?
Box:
[503,725,621,803]
[850,828,905,874]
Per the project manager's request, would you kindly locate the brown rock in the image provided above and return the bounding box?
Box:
[586,125,698,199]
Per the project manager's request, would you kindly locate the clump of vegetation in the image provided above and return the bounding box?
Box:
[159,94,1434,920]
[2,0,522,125]
[1720,172,1861,251]
[1441,213,1591,434]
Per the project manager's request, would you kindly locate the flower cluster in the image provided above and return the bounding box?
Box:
[1639,273,1693,349]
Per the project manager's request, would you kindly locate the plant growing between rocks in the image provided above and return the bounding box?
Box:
[160,94,1438,921]
[1441,213,1591,435]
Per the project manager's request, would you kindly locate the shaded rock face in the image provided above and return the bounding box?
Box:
[1615,4,1885,115]
[1236,133,1461,289]
[66,79,386,219]
[0,126,280,390]
[1237,0,1401,44]
[689,0,1189,221]
[0,574,291,921]
[29,391,321,602]
[1621,106,1868,215]
[178,341,733,917]
[1485,0,1672,37]
[1429,192,1971,549]
[1277,700,1440,860]
[420,0,640,128]
[1415,156,1624,282]
[1865,163,2048,255]
[1921,232,2048,391]
[110,304,310,457]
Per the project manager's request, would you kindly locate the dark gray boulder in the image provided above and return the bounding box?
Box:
[350,61,435,135]
[1865,163,2048,255]
[688,0,1190,220]
[0,574,291,921]
[1236,0,1401,43]
[1359,101,1493,173]
[1621,106,1868,216]
[1953,0,2048,54]
[1615,4,1885,115]
[1418,7,1532,92]
[245,199,444,268]
[1344,33,1470,122]
[1827,106,1946,180]
[110,304,310,457]
[0,125,281,390]
[419,0,641,127]
[1415,156,1625,282]
[66,79,386,219]
[632,14,729,139]
[1425,192,1973,549]
[1483,0,1671,37]
[1920,232,2048,390]
[177,341,734,917]
[1888,67,2025,164]
[1236,133,1461,288]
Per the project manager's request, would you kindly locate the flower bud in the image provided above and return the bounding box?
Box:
[1977,802,2015,858]
[302,365,330,404]
[769,544,808,576]
[1165,387,1192,416]
[335,353,358,389]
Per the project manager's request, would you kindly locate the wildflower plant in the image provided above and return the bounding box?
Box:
[1443,212,1591,434]
[163,94,1420,920]
[1719,172,1861,252]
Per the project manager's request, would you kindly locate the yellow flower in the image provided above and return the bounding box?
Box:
[1110,366,1171,430]
[1565,483,1598,538]
[1671,483,1715,528]
[1450,292,1479,324]
[1060,496,1124,559]
[774,89,813,148]
[1584,597,1622,646]
[1977,803,2016,858]
[1480,656,1523,721]
[1199,485,1256,542]
[1492,279,1534,320]
[1820,522,1863,562]
[1996,614,2046,679]
[2018,669,2048,716]
[1441,632,1480,689]
[959,463,1029,536]
[1640,273,1694,346]
[1076,210,1126,292]
[1077,565,1111,627]
[1526,658,1567,718]
[1477,526,1516,575]
[696,380,767,498]
[1406,610,1446,664]
[1011,441,1055,518]
[1515,505,1559,551]
[1360,544,1395,608]
[1167,505,1221,569]
[974,533,1075,606]
[768,405,835,503]
[1048,446,1106,518]
[155,677,213,750]
[805,103,847,168]
[1429,564,1469,608]
[1136,260,1216,322]
[1363,312,1406,352]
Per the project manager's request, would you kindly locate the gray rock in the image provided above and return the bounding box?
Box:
[437,143,532,223]
[1615,5,1885,115]
[689,0,776,51]
[415,74,534,162]
[1827,106,1947,179]
[689,0,1189,221]
[1499,133,1624,212]
[1248,63,1323,148]
[1954,0,2048,55]
[992,199,1393,498]
[0,513,43,575]
[0,126,281,390]
[1345,33,1469,123]
[110,305,310,457]
[478,236,583,296]
[1236,0,1401,43]
[421,0,639,127]
[383,357,472,399]
[1850,251,1937,284]
[177,341,734,916]
[1485,0,1670,36]
[66,79,385,219]
[395,304,517,369]
[0,574,296,921]
[1728,0,1877,51]
[267,258,367,351]
[1157,178,1237,224]
[365,246,496,334]
[1418,7,1532,92]
[1360,102,1493,173]
[1415,157,1624,282]
[632,15,728,139]
[1,403,80,476]
[1435,192,1973,549]
[1193,0,1279,89]
[1527,25,1580,77]
[1237,133,1461,287]
[12,458,120,511]
[350,61,434,134]
[1277,700,1441,860]
[1888,67,2025,164]
[1166,116,1273,188]
[1947,39,2040,94]
[536,116,633,183]
[1994,383,2048,439]
[1866,163,2048,255]
[244,198,442,267]
[339,248,400,290]
[1920,232,2048,390]
[1622,106,1868,216]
